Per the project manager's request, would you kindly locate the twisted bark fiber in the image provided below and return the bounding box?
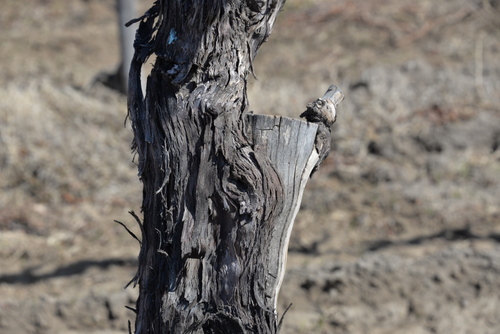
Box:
[126,1,339,333]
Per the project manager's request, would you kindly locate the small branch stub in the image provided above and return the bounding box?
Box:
[300,85,345,174]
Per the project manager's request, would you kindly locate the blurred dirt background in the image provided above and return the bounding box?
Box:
[1,0,499,333]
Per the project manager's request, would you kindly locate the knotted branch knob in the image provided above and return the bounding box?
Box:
[300,85,344,175]
[300,85,344,126]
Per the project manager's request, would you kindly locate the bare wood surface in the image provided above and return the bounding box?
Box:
[248,114,319,308]
[125,1,342,333]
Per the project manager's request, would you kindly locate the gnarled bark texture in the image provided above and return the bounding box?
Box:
[126,1,338,333]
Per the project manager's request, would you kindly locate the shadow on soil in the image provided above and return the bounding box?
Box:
[0,258,137,285]
[366,227,500,252]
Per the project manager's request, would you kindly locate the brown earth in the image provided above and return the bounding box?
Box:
[1,0,500,333]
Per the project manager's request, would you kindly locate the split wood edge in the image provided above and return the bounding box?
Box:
[247,114,320,310]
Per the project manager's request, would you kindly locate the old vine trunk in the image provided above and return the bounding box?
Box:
[126,1,338,333]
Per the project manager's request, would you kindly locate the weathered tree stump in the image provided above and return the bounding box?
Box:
[116,0,136,92]
[125,1,343,333]
[91,0,137,93]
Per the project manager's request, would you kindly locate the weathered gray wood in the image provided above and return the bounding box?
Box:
[247,114,319,308]
[125,1,342,333]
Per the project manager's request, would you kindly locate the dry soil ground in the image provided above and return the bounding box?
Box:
[1,0,500,333]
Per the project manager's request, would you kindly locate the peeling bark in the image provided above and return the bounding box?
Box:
[126,1,342,333]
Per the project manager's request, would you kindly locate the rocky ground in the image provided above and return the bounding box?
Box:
[1,0,499,333]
